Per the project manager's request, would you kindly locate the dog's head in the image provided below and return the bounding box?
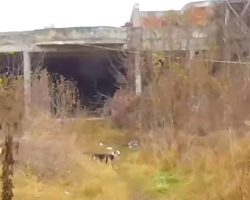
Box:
[112,150,121,157]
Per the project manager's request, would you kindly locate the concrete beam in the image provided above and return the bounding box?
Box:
[0,27,128,53]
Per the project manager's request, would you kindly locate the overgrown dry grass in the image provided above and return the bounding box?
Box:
[6,117,250,200]
[1,59,250,200]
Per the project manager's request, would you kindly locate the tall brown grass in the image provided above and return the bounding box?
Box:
[31,70,81,118]
[1,55,250,199]
[110,54,250,133]
[107,53,250,199]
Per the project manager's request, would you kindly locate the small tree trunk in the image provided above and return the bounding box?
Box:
[1,123,14,200]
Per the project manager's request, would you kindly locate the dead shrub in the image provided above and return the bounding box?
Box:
[50,74,80,118]
[105,88,140,129]
[30,70,50,114]
[109,56,250,135]
[15,135,76,180]
[30,69,81,118]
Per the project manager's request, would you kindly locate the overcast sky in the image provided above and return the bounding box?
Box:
[0,0,198,32]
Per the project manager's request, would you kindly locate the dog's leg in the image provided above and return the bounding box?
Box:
[105,155,109,164]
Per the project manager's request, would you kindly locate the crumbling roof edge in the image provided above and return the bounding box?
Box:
[0,26,126,35]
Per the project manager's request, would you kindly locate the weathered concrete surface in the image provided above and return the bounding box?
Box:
[141,25,217,51]
[0,26,128,52]
[0,25,214,53]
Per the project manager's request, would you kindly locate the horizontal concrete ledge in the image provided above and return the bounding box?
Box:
[35,41,125,46]
[0,26,128,53]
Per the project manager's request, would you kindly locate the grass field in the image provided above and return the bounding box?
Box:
[3,115,249,200]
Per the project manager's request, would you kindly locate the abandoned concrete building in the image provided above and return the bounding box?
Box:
[0,0,249,116]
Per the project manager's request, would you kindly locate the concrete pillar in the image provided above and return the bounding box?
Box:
[135,52,142,96]
[129,4,142,96]
[23,51,31,115]
[187,50,195,70]
[134,27,143,96]
[189,50,195,59]
[223,7,231,61]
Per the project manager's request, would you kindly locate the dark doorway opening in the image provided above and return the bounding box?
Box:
[43,51,127,116]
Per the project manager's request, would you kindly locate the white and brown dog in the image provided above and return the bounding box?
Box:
[92,150,120,164]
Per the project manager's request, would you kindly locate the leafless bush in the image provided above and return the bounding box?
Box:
[109,51,250,138]
[105,88,140,129]
[30,70,50,114]
[15,135,76,180]
[48,74,81,118]
[0,74,80,180]
[30,69,81,118]
[0,79,24,139]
